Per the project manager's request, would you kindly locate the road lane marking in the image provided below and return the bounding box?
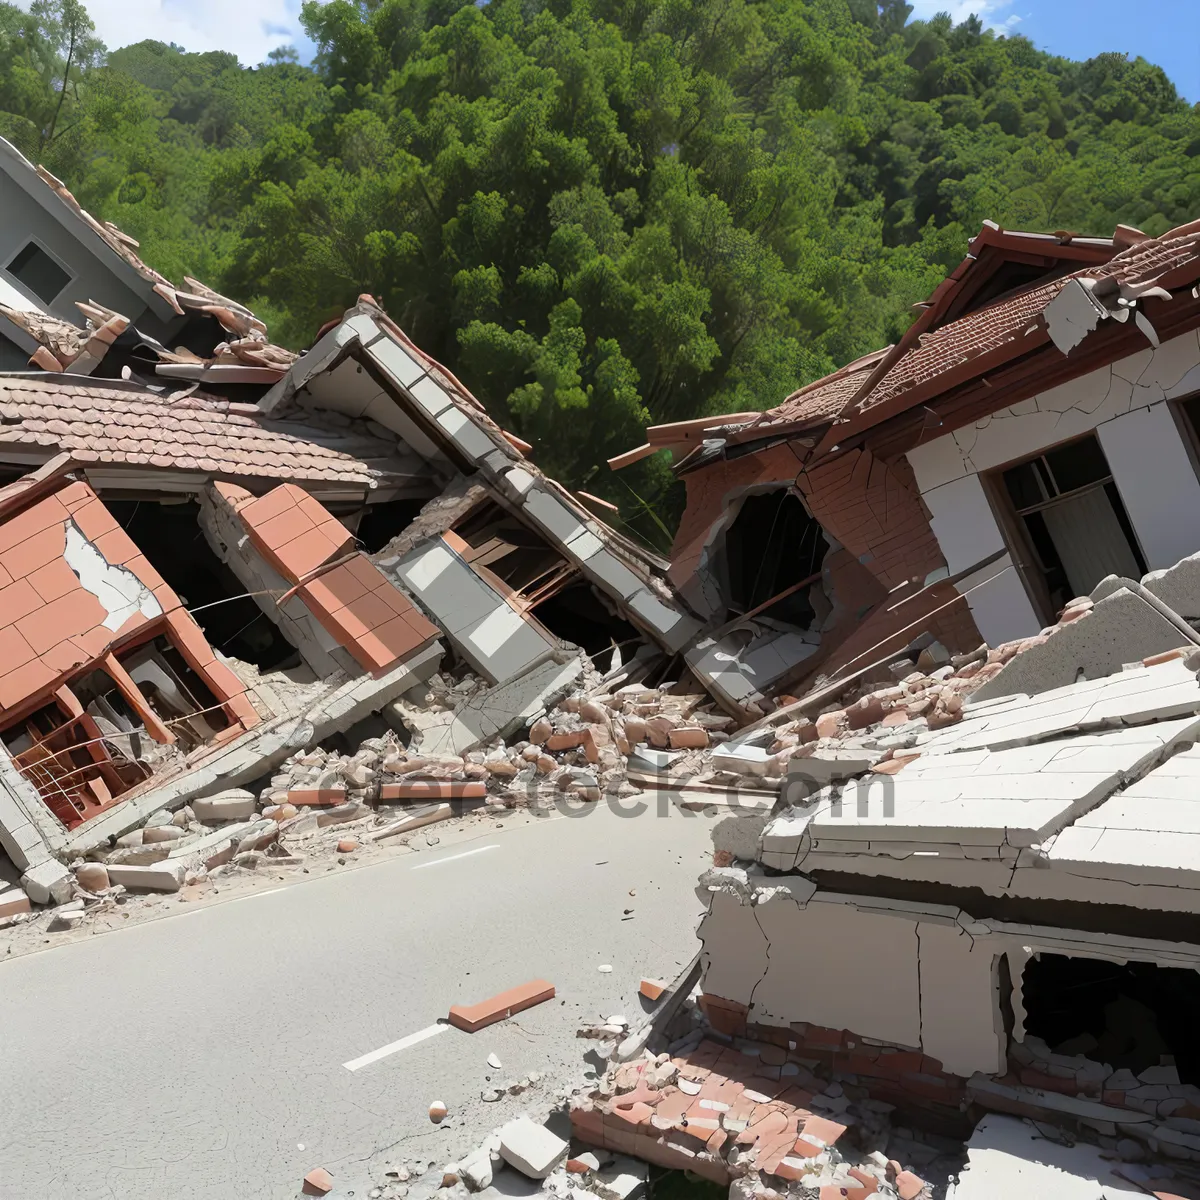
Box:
[410,844,499,871]
[343,1022,450,1071]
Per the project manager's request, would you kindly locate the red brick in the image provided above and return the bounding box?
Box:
[379,780,486,801]
[289,787,347,807]
[448,979,555,1032]
[639,978,667,1002]
[302,1167,334,1195]
[668,727,709,750]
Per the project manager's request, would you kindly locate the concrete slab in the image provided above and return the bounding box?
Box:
[947,1114,1146,1200]
[807,717,1200,850]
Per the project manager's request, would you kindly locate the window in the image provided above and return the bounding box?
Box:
[995,434,1146,615]
[5,240,71,304]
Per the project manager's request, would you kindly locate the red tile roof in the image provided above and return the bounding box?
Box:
[766,351,892,426]
[236,483,356,583]
[849,280,1058,419]
[0,480,183,717]
[0,377,400,487]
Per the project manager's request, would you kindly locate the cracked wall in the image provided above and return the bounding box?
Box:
[696,882,1006,1077]
[908,328,1200,643]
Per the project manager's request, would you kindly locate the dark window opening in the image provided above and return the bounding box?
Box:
[6,241,71,304]
[453,500,567,593]
[1022,953,1200,1085]
[103,499,297,671]
[530,580,642,658]
[999,434,1146,613]
[355,499,427,553]
[723,490,828,626]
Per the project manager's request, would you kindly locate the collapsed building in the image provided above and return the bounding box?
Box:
[0,135,709,913]
[610,218,1200,717]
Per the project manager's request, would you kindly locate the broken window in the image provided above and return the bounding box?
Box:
[452,500,573,596]
[103,498,297,670]
[1022,952,1200,1085]
[722,490,828,627]
[0,690,149,829]
[998,435,1146,613]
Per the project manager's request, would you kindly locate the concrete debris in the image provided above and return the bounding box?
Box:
[498,1117,570,1179]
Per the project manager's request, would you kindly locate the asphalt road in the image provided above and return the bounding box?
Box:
[0,797,716,1200]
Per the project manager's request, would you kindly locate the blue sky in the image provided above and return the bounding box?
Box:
[66,0,1200,103]
[910,1,1198,101]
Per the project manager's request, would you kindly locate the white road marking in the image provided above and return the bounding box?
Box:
[343,1022,450,1071]
[410,844,499,870]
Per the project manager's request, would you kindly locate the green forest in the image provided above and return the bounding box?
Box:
[1,0,1198,532]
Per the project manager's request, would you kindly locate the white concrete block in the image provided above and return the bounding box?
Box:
[103,860,188,893]
[191,790,258,822]
[369,336,427,389]
[437,405,498,459]
[917,921,1005,1076]
[750,895,923,1049]
[20,858,72,905]
[497,1117,569,1179]
[407,375,455,419]
[923,473,1006,574]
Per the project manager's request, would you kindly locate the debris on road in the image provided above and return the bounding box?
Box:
[448,980,556,1033]
[429,1101,448,1124]
[302,1166,335,1196]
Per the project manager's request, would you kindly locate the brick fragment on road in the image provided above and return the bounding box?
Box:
[448,979,556,1032]
[302,1166,334,1195]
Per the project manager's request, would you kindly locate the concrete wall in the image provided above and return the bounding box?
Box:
[907,329,1200,643]
[0,176,152,325]
[697,886,1005,1077]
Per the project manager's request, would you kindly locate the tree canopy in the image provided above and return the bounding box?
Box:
[1,0,1197,542]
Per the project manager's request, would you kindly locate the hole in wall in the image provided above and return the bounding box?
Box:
[1022,952,1200,1084]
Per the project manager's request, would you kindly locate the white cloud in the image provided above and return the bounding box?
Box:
[906,1,1022,35]
[69,0,306,66]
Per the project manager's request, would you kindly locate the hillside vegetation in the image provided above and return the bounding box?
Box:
[2,0,1198,533]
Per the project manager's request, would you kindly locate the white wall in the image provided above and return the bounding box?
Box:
[921,474,1041,645]
[908,329,1200,643]
[1097,403,1200,570]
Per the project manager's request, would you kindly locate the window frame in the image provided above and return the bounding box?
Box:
[2,236,75,308]
[982,430,1148,625]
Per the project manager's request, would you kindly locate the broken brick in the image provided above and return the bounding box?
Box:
[448,979,556,1032]
[288,786,347,807]
[639,978,667,1002]
[379,780,486,800]
[302,1167,334,1195]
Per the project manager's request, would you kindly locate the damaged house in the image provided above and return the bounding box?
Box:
[611,218,1200,715]
[0,135,703,911]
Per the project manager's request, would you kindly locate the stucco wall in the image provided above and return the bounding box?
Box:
[0,176,152,325]
[907,329,1200,644]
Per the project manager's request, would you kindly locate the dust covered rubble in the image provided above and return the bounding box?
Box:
[6,669,730,936]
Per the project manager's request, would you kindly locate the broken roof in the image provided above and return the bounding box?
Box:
[610,218,1200,475]
[0,375,414,490]
[764,655,1200,894]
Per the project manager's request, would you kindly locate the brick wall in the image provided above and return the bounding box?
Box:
[669,445,983,688]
